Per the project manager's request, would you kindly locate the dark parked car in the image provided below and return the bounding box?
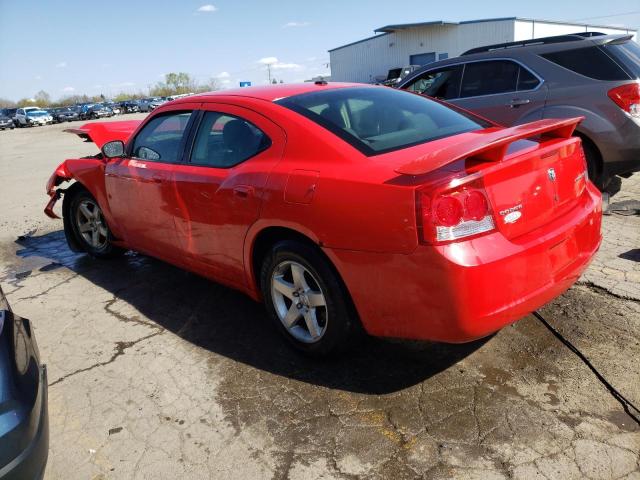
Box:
[0,110,14,130]
[119,100,140,114]
[50,107,79,123]
[398,32,640,191]
[1,109,17,125]
[80,104,112,120]
[0,286,48,479]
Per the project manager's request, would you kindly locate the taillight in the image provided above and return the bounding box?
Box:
[417,177,495,244]
[608,83,640,118]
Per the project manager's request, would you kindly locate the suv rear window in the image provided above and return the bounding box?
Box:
[541,46,631,81]
[276,87,488,156]
[603,41,640,78]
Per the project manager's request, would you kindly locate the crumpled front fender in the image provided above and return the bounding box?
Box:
[44,162,74,219]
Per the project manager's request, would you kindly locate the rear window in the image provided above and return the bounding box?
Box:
[276,87,488,156]
[541,46,631,81]
[603,41,640,78]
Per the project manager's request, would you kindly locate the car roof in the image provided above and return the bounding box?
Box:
[421,33,632,66]
[399,33,635,86]
[171,82,369,104]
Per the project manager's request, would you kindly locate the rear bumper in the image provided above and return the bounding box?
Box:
[0,366,49,480]
[328,184,602,342]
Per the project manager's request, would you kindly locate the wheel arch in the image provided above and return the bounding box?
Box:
[247,224,363,332]
[574,131,604,186]
[247,224,320,297]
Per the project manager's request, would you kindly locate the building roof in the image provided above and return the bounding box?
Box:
[329,17,636,52]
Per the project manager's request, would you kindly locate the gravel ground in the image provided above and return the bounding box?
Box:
[0,119,638,479]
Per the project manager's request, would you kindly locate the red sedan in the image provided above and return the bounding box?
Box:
[45,83,602,355]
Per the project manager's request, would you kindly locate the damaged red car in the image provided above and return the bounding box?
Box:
[45,83,602,355]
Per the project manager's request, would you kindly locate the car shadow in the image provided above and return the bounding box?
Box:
[12,230,488,395]
[619,249,640,262]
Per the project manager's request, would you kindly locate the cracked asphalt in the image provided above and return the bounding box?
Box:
[0,119,639,479]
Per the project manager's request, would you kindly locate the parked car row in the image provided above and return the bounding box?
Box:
[1,100,144,130]
[0,94,195,131]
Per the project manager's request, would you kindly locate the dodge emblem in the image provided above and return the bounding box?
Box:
[548,168,557,182]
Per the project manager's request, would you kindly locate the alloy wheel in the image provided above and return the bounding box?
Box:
[270,260,328,343]
[75,199,108,249]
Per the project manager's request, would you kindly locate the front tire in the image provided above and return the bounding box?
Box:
[67,189,124,258]
[260,241,356,356]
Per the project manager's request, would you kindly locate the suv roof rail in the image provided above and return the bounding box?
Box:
[461,33,591,55]
[574,31,606,37]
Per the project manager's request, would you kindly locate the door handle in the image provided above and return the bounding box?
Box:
[152,175,164,184]
[233,185,254,198]
[508,98,531,108]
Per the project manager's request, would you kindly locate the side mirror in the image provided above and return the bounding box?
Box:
[102,140,125,158]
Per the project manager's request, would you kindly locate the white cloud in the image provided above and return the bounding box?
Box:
[283,21,310,28]
[215,71,230,78]
[62,86,75,92]
[258,57,303,71]
[34,75,42,80]
[272,62,302,70]
[197,4,217,12]
[259,57,278,65]
[56,61,67,68]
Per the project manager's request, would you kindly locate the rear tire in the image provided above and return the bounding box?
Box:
[581,138,607,191]
[67,189,125,259]
[260,241,356,356]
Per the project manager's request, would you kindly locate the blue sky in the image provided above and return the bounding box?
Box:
[0,0,638,101]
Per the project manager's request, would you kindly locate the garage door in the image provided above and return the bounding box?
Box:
[410,52,436,65]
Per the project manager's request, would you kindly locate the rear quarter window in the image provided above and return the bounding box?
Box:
[603,41,640,79]
[541,46,631,81]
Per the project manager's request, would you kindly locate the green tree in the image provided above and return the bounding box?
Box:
[16,97,38,107]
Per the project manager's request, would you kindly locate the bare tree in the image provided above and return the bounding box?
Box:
[34,90,51,106]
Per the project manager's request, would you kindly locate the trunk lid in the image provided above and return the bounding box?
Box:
[394,117,589,240]
[482,137,588,239]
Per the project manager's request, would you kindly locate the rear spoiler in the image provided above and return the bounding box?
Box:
[394,117,583,175]
[63,120,142,149]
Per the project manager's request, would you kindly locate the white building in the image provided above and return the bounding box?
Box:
[329,17,637,83]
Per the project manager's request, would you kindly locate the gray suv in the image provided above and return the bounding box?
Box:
[398,33,640,190]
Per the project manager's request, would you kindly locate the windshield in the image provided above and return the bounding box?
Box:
[276,87,488,156]
[27,111,48,117]
[604,40,640,78]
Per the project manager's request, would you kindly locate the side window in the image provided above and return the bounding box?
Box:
[517,66,540,91]
[460,60,519,98]
[190,112,270,168]
[404,65,463,100]
[541,47,630,81]
[17,109,24,115]
[131,111,192,162]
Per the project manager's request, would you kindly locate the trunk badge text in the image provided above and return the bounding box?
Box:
[499,204,523,224]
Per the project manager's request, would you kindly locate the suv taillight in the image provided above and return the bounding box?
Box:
[417,176,496,244]
[608,83,640,118]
